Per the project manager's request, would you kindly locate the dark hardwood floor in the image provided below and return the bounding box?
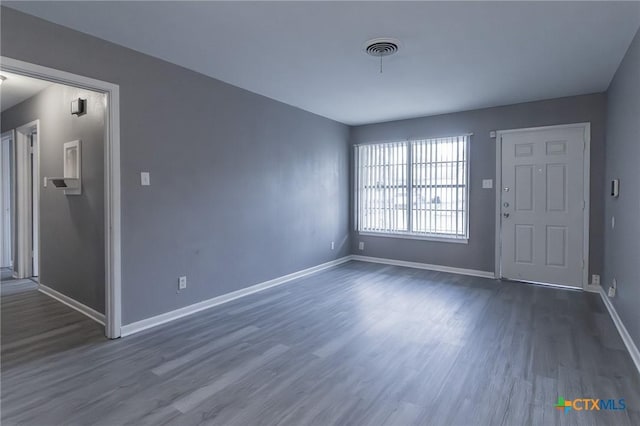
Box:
[1,278,39,296]
[1,268,13,281]
[2,261,639,425]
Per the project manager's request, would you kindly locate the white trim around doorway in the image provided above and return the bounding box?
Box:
[0,130,15,270]
[14,120,40,281]
[0,56,122,338]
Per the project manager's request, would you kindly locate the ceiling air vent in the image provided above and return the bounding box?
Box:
[363,38,400,73]
[364,38,399,57]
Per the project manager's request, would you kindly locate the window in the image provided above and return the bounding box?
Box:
[355,135,469,241]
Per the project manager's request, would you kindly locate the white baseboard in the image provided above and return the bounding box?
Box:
[584,284,602,293]
[350,255,495,279]
[38,283,105,325]
[121,256,352,337]
[597,286,640,376]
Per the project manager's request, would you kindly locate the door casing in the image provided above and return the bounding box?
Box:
[1,56,122,339]
[15,121,39,280]
[0,131,14,270]
[494,122,590,289]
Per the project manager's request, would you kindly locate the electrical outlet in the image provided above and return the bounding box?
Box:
[331,241,335,250]
[358,242,364,250]
[591,274,600,286]
[178,276,187,290]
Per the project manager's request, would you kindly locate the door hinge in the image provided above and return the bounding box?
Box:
[582,259,585,269]
[582,200,586,210]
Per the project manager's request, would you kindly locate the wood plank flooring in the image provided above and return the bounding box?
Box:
[1,278,39,296]
[1,267,14,281]
[2,261,639,425]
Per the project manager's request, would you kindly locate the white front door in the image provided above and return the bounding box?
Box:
[499,125,588,288]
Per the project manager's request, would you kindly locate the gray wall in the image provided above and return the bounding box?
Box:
[2,85,106,312]
[350,94,606,276]
[604,28,640,346]
[1,7,350,324]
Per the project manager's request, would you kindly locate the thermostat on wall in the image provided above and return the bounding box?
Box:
[71,98,86,116]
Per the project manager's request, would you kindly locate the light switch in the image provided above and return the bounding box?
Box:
[482,179,493,189]
[141,172,150,186]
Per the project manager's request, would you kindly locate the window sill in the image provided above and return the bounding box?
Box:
[357,231,469,244]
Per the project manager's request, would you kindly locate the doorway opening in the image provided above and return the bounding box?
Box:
[1,130,15,281]
[0,58,121,338]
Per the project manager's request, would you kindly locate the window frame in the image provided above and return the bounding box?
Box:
[354,135,470,243]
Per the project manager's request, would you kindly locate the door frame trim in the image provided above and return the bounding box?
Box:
[0,130,15,270]
[14,120,40,280]
[1,56,122,338]
[494,122,591,289]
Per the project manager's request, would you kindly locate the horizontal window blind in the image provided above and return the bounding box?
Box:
[355,135,469,240]
[355,142,408,233]
[411,135,468,239]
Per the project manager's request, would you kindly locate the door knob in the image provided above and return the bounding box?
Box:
[503,213,510,218]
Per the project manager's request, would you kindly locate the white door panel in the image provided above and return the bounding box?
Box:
[500,126,586,287]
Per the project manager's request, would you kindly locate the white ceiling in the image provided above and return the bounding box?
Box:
[6,1,640,125]
[0,71,54,112]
